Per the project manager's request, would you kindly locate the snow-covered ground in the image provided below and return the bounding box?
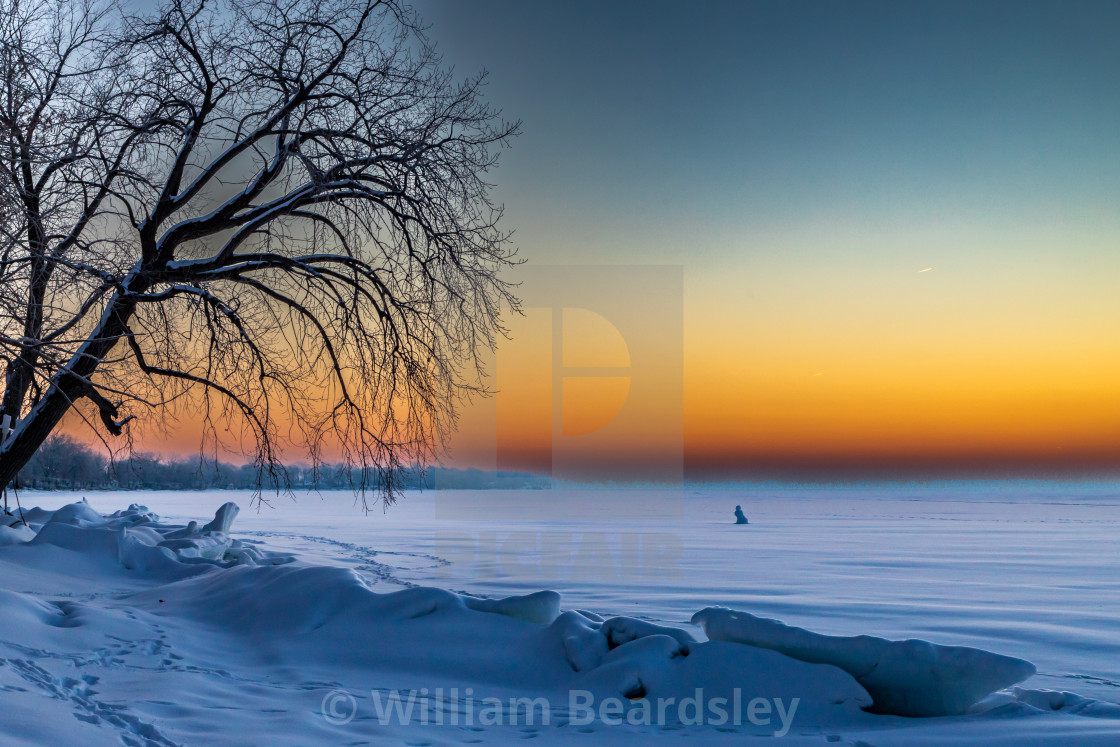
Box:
[2,481,1119,745]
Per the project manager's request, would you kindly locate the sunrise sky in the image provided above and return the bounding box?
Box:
[132,1,1120,480]
[428,0,1120,480]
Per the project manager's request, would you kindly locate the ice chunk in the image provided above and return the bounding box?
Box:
[600,616,695,654]
[553,610,610,671]
[551,613,698,675]
[692,606,1036,717]
[31,522,183,575]
[161,520,200,540]
[125,525,165,546]
[24,500,283,576]
[202,502,239,533]
[463,590,560,624]
[104,504,157,525]
[551,609,871,714]
[158,534,233,560]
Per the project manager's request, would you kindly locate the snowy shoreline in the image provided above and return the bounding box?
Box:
[2,490,1119,745]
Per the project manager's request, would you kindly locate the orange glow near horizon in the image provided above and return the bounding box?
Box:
[62,233,1120,480]
[452,231,1120,479]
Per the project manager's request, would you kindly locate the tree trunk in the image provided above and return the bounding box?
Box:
[0,212,51,428]
[0,291,139,488]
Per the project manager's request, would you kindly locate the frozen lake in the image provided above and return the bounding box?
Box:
[21,479,1120,704]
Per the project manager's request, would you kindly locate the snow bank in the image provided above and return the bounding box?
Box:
[20,499,290,577]
[122,559,872,728]
[4,496,1114,745]
[463,589,562,624]
[692,606,1036,717]
[0,521,34,546]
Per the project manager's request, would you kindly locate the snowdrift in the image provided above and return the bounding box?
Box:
[123,551,871,725]
[19,500,291,578]
[2,498,1117,745]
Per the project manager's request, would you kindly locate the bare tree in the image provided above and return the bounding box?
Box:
[0,0,519,506]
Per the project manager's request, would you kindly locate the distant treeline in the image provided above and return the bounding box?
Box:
[11,435,549,491]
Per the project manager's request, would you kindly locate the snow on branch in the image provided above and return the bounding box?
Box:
[0,0,520,507]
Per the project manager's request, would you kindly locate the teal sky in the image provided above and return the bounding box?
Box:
[420,0,1120,478]
[421,0,1120,266]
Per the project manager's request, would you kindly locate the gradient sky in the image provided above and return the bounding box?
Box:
[128,1,1120,479]
[419,0,1120,479]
